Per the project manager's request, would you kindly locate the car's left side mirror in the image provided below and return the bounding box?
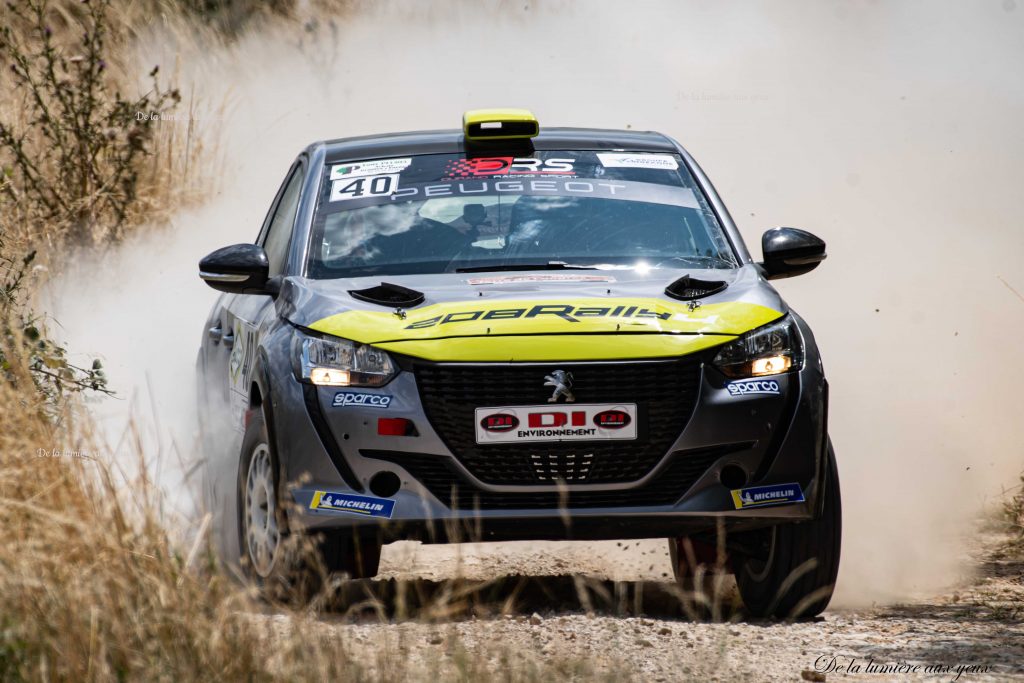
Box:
[759,227,827,280]
[199,243,273,295]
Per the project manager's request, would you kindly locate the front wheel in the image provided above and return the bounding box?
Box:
[732,440,842,619]
[237,407,382,600]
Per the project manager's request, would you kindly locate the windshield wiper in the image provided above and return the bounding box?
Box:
[455,261,598,274]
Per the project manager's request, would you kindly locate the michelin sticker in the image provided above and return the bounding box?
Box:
[596,152,679,170]
[310,491,395,518]
[726,379,780,396]
[731,483,805,510]
[330,158,411,180]
[332,391,393,408]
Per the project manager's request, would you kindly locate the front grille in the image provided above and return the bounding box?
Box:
[362,447,730,510]
[413,358,703,484]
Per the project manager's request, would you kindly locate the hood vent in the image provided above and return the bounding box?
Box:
[348,282,425,308]
[664,275,728,301]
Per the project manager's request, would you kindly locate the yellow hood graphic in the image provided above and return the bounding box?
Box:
[308,297,782,362]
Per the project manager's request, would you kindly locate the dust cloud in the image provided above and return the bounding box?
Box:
[47,0,1024,605]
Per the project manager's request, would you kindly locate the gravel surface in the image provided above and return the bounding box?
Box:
[262,534,1023,681]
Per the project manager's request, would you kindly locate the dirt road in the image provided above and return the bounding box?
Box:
[256,533,1024,681]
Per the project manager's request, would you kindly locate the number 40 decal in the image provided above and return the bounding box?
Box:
[330,173,399,202]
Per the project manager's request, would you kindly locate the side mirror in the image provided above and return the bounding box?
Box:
[199,243,272,294]
[759,227,827,280]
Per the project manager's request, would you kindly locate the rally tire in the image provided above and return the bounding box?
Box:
[237,408,291,590]
[732,440,842,619]
[237,408,382,601]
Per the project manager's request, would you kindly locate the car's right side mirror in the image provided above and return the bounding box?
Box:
[759,227,827,280]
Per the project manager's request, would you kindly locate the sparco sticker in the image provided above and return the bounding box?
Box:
[329,158,411,180]
[597,152,679,170]
[726,379,780,396]
[332,391,393,408]
[474,403,638,444]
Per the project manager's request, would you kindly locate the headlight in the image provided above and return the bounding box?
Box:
[295,330,396,387]
[712,316,803,379]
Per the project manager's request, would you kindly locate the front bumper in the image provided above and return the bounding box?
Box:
[272,318,829,542]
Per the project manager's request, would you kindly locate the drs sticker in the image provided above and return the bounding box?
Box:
[730,483,805,509]
[444,157,575,178]
[330,173,399,202]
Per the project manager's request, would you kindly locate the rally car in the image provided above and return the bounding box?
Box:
[196,109,840,617]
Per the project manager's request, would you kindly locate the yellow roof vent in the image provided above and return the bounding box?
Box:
[463,108,539,141]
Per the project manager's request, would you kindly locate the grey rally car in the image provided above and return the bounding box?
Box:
[196,109,840,617]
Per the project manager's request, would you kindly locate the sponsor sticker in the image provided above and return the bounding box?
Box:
[726,379,780,396]
[385,178,698,208]
[330,173,400,202]
[332,391,393,408]
[730,483,805,509]
[596,152,679,170]
[479,413,519,432]
[405,301,680,330]
[444,157,575,178]
[310,491,395,518]
[475,403,638,444]
[466,274,616,285]
[329,158,411,180]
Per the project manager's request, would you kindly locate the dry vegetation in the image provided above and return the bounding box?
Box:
[1007,474,1024,550]
[0,363,644,680]
[0,0,210,403]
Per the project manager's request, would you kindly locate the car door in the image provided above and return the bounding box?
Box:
[204,160,305,434]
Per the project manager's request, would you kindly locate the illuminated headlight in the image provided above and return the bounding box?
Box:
[712,316,803,379]
[295,331,396,387]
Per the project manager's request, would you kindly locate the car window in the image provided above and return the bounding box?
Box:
[308,151,738,278]
[262,166,303,277]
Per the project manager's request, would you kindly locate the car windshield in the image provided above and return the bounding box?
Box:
[307,150,738,278]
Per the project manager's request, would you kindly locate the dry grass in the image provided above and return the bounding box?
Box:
[0,0,216,400]
[0,337,634,681]
[0,0,213,257]
[1005,475,1024,549]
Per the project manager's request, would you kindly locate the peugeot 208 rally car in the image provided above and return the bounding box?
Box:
[197,109,840,617]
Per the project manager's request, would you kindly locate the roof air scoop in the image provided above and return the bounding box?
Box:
[664,275,728,301]
[348,282,425,308]
[463,108,539,141]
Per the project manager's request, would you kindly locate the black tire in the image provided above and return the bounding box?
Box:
[237,408,382,600]
[319,528,383,579]
[732,440,842,619]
